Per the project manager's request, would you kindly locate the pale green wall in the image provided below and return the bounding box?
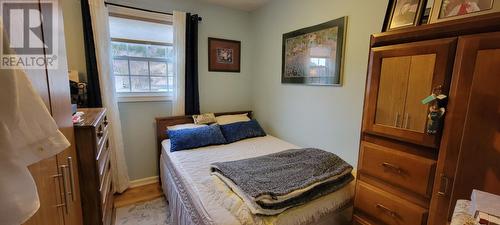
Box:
[62,0,388,180]
[62,0,88,82]
[117,102,172,180]
[62,0,255,180]
[250,0,387,165]
[108,0,254,113]
[108,0,254,180]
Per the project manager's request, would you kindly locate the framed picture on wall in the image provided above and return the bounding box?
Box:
[208,38,241,73]
[383,0,427,31]
[281,16,347,86]
[429,0,500,23]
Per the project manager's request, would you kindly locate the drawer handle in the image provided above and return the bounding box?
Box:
[376,204,399,218]
[60,165,70,214]
[381,162,403,174]
[394,113,400,127]
[67,157,76,202]
[52,173,67,212]
[404,113,410,129]
[437,174,450,196]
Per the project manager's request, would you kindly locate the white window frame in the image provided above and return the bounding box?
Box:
[112,40,174,102]
[108,5,174,103]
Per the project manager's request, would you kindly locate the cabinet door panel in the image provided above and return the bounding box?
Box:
[42,0,84,224]
[375,56,411,128]
[19,0,64,224]
[24,0,82,224]
[363,38,456,148]
[429,32,500,225]
[404,54,436,132]
[24,157,64,225]
[452,48,500,203]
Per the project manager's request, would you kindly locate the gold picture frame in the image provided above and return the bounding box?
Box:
[384,0,427,31]
[429,0,500,23]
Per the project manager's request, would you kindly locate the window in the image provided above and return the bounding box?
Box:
[310,57,327,67]
[111,41,174,93]
[108,7,174,101]
[309,57,330,77]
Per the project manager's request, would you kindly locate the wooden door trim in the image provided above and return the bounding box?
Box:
[363,38,457,148]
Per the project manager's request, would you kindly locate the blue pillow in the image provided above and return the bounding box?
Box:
[220,120,267,143]
[168,125,227,152]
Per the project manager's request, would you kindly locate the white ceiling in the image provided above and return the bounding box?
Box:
[198,0,271,11]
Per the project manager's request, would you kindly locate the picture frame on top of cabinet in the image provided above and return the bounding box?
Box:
[429,0,500,23]
[420,0,435,24]
[383,0,427,31]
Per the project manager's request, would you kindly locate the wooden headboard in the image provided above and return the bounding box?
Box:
[155,110,252,161]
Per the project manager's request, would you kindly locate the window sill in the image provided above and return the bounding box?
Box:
[117,95,173,103]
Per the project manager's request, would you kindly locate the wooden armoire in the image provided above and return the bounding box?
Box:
[353,13,500,225]
[20,0,84,225]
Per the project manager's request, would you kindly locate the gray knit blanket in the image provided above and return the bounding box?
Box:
[210,148,353,213]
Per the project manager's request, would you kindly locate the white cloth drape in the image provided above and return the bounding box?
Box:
[0,23,70,224]
[172,11,187,116]
[88,0,130,193]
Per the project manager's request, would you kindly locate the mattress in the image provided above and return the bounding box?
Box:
[161,135,355,225]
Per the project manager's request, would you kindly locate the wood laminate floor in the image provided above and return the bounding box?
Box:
[114,182,164,208]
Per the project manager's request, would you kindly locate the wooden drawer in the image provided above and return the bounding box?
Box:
[353,214,375,225]
[355,181,428,225]
[100,162,112,204]
[97,137,110,181]
[359,142,436,197]
[102,185,114,225]
[95,117,109,149]
[75,108,110,225]
[96,129,109,158]
[99,153,110,186]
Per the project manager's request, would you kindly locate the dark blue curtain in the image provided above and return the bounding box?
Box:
[184,13,200,115]
[80,0,102,108]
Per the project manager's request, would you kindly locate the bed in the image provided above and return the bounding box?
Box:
[155,111,355,225]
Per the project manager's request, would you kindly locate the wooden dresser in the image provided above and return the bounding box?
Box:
[74,108,114,225]
[353,13,500,225]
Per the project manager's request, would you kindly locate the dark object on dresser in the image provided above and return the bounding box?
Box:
[74,108,114,225]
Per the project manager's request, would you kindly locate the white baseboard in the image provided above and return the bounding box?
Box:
[129,176,159,188]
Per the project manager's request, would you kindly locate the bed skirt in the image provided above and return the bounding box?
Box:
[160,154,353,225]
[161,154,215,225]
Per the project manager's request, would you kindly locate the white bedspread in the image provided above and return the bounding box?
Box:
[161,135,355,225]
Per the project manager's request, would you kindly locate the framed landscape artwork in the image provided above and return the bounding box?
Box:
[282,17,347,86]
[208,38,241,72]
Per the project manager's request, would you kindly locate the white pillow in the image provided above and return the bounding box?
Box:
[215,113,251,125]
[167,123,207,131]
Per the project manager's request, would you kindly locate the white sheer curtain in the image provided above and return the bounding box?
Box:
[87,0,130,193]
[172,11,186,116]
